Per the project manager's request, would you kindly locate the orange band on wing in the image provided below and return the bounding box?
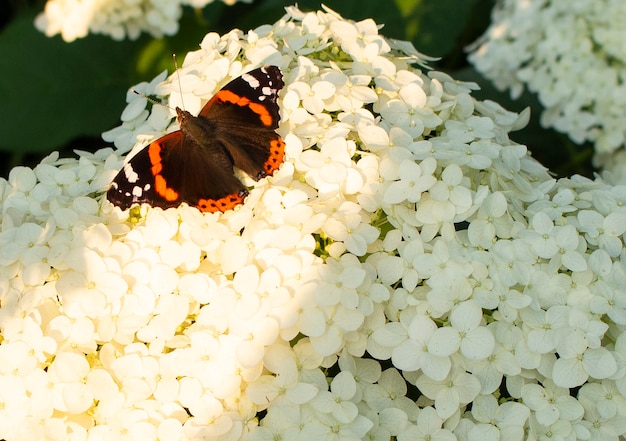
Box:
[197,191,246,213]
[264,137,285,175]
[154,175,179,202]
[148,143,163,175]
[149,143,178,201]
[215,90,273,127]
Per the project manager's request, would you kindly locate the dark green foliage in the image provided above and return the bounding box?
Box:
[0,0,593,178]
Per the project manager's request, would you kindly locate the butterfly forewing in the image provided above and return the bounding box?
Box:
[107,142,159,210]
[200,66,285,179]
[201,66,283,130]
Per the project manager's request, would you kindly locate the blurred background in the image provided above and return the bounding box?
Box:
[0,0,590,181]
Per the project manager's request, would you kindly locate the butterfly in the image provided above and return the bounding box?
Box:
[107,65,285,213]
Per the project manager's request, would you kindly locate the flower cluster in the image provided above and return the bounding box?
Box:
[468,0,626,158]
[34,0,248,42]
[3,5,626,440]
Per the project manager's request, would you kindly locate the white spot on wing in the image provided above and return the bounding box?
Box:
[242,73,260,89]
[123,163,139,183]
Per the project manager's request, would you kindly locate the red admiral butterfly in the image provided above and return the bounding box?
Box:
[107,65,285,213]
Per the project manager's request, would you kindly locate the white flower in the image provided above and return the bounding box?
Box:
[363,368,418,421]
[527,415,576,441]
[379,81,441,137]
[521,305,570,355]
[468,394,530,441]
[474,283,531,323]
[579,397,626,441]
[415,163,473,224]
[578,380,626,420]
[247,404,324,441]
[49,352,94,414]
[321,202,379,257]
[0,375,29,436]
[289,79,337,115]
[578,210,626,257]
[428,300,495,361]
[397,406,455,441]
[310,371,359,423]
[55,247,128,319]
[378,313,452,381]
[552,328,617,388]
[34,0,92,41]
[415,368,481,419]
[466,323,521,394]
[298,137,361,197]
[520,212,559,259]
[314,412,374,441]
[469,0,626,156]
[6,4,626,439]
[551,224,587,272]
[483,240,533,290]
[527,188,578,220]
[384,158,437,205]
[35,0,250,42]
[304,303,364,357]
[589,277,626,325]
[521,380,584,426]
[467,191,509,249]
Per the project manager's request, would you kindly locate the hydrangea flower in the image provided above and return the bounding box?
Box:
[468,0,626,163]
[34,0,249,42]
[3,5,626,440]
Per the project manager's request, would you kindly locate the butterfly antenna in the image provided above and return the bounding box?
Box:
[173,53,186,110]
[130,89,164,107]
[130,54,184,112]
[130,54,185,109]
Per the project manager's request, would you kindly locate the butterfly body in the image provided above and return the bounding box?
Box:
[107,65,285,213]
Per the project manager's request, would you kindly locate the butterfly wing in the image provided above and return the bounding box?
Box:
[107,130,248,212]
[107,65,285,213]
[199,65,285,180]
[107,132,184,211]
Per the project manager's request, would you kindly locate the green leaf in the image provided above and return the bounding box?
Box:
[396,0,483,58]
[232,0,408,40]
[0,10,149,155]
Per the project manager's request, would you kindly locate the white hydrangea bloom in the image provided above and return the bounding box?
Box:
[468,0,626,159]
[34,0,251,42]
[3,4,626,440]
